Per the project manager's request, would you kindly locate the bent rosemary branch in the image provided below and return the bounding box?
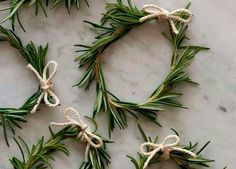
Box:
[10,125,111,169]
[127,125,214,169]
[75,0,208,136]
[0,0,89,31]
[0,25,48,146]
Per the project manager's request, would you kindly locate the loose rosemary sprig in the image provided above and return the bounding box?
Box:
[0,25,47,146]
[0,0,89,31]
[75,0,209,136]
[10,125,111,169]
[10,126,73,169]
[127,125,214,169]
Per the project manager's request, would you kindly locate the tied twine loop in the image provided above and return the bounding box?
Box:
[50,108,103,161]
[27,60,59,114]
[140,135,196,169]
[139,4,192,34]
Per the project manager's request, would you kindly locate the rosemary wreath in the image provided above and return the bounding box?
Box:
[75,0,208,136]
[0,0,89,31]
[127,125,214,169]
[10,120,111,169]
[0,25,59,146]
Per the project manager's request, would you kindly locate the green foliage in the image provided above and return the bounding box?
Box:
[0,25,47,146]
[10,126,74,169]
[79,144,112,169]
[75,0,209,137]
[10,126,111,169]
[78,132,112,169]
[128,125,214,169]
[0,0,89,31]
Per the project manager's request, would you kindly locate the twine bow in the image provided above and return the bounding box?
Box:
[27,60,59,114]
[50,108,103,161]
[139,4,192,34]
[140,135,196,169]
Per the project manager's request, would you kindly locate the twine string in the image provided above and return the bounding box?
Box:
[27,60,59,114]
[50,108,103,161]
[140,135,196,169]
[139,4,192,34]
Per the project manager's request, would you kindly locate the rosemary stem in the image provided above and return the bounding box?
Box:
[109,99,123,108]
[171,46,178,67]
[139,84,165,106]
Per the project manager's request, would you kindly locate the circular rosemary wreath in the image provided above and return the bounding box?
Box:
[0,25,59,146]
[75,1,208,136]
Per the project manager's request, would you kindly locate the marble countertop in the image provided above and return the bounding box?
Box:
[0,0,235,168]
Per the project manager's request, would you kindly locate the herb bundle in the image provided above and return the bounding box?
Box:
[127,125,214,169]
[0,0,89,31]
[10,124,111,169]
[0,25,53,146]
[75,0,208,136]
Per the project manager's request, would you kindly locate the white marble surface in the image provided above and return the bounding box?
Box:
[0,0,235,168]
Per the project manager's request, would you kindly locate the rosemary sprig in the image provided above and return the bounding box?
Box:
[10,125,111,169]
[0,0,89,31]
[0,25,48,146]
[127,125,214,169]
[10,126,73,169]
[75,0,209,136]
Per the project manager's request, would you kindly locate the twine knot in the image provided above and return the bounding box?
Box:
[140,135,196,169]
[50,108,103,162]
[139,4,192,34]
[27,60,60,114]
[77,124,89,142]
[40,81,53,91]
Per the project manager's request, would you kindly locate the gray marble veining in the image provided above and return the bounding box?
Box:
[0,0,235,168]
